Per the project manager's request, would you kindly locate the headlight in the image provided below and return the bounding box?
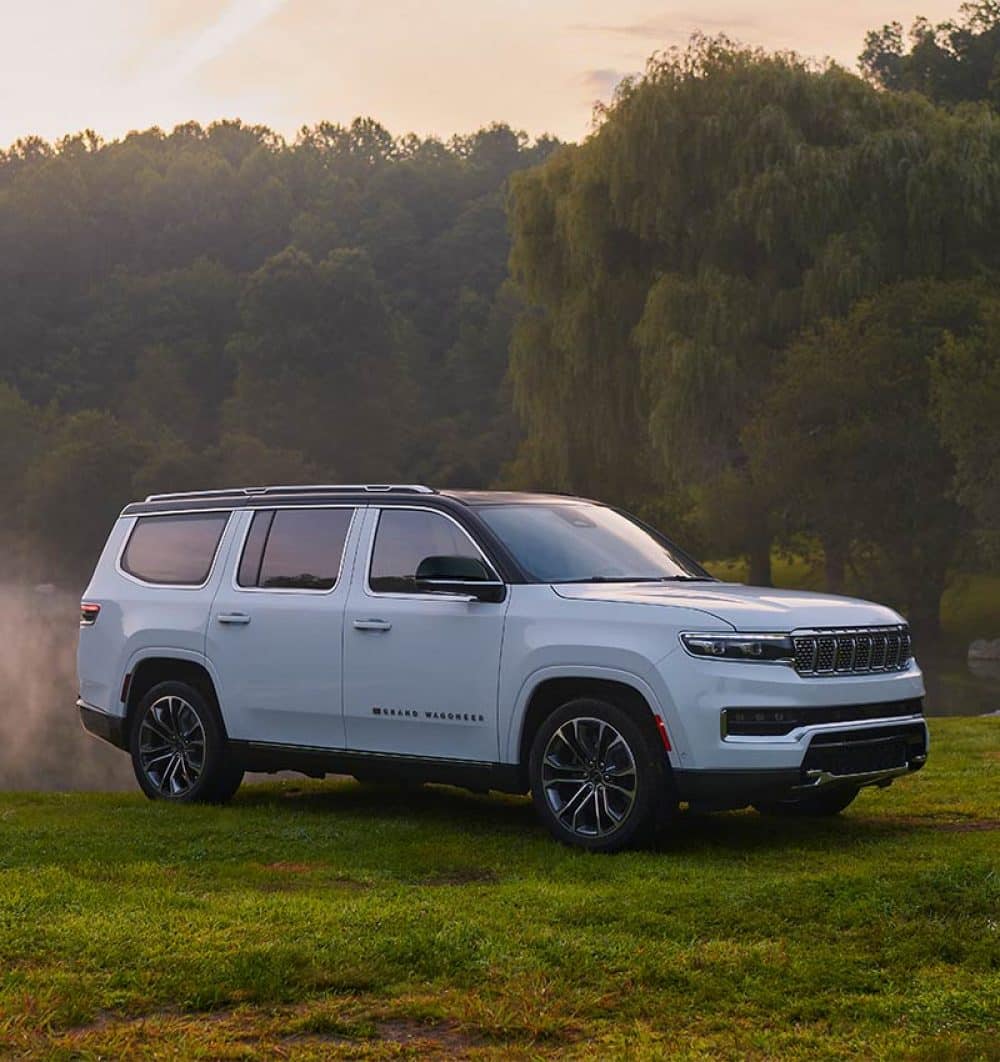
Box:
[681,632,795,663]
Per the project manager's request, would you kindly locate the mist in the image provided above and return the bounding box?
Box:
[0,584,134,790]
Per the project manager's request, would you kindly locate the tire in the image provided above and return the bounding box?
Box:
[754,785,859,818]
[529,697,673,852]
[129,680,243,804]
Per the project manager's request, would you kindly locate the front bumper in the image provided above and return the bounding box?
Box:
[674,719,927,810]
[77,698,127,750]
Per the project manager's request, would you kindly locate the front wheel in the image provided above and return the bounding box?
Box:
[754,785,859,818]
[529,698,673,852]
[130,680,243,804]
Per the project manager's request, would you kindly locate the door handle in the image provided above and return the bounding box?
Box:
[353,619,392,632]
[217,612,251,625]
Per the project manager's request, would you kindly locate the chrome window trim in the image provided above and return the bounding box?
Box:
[115,510,233,590]
[363,505,503,602]
[230,505,359,596]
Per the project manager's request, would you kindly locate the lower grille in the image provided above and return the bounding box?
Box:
[793,626,911,677]
[802,724,926,779]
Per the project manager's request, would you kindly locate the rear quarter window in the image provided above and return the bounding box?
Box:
[120,512,230,586]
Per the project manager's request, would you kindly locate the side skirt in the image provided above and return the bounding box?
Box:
[229,740,525,794]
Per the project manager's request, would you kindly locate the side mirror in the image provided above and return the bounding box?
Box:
[414,555,505,603]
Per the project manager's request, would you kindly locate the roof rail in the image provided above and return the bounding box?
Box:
[144,484,436,503]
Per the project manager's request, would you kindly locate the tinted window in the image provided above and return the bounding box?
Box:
[250,508,353,591]
[122,513,229,585]
[236,510,274,587]
[475,503,708,583]
[369,509,487,594]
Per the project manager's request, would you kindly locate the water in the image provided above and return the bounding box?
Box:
[919,650,1000,716]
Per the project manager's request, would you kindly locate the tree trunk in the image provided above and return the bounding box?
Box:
[823,539,847,595]
[747,538,773,587]
[907,583,943,644]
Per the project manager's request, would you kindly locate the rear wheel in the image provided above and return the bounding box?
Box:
[130,680,243,803]
[529,698,672,852]
[754,785,859,817]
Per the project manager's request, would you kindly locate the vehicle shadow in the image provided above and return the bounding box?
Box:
[233,777,927,855]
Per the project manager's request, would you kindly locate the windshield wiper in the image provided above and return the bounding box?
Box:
[559,575,713,584]
[559,576,668,583]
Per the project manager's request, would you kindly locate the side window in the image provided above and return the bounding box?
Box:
[237,510,274,587]
[237,508,353,591]
[121,512,229,586]
[369,509,488,594]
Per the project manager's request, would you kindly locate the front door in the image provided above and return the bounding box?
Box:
[343,506,508,762]
[207,505,361,748]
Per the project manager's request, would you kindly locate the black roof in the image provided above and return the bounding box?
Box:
[120,485,595,518]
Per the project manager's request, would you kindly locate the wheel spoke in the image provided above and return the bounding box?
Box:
[143,718,173,744]
[556,723,589,765]
[602,787,626,822]
[555,782,593,826]
[543,755,589,782]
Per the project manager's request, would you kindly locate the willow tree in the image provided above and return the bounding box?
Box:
[932,296,1000,560]
[746,280,979,636]
[508,37,1000,583]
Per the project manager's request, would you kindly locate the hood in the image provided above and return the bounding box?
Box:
[551,581,905,632]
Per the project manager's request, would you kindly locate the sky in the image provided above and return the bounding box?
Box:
[0,0,964,149]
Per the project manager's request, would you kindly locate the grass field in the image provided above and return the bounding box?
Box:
[1,717,998,1060]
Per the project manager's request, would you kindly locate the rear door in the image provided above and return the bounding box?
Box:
[207,505,362,748]
[342,506,508,761]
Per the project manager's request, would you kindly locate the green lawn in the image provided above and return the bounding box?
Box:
[1,717,998,1060]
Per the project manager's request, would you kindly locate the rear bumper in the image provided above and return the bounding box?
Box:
[77,698,127,750]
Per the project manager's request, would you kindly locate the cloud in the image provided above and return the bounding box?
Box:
[571,12,761,43]
[582,68,630,101]
[128,0,292,87]
[169,0,290,79]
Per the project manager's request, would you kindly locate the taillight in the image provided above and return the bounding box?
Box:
[80,602,101,627]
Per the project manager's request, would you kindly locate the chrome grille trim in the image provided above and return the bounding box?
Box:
[792,625,912,677]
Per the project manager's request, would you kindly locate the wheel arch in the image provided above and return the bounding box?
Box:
[124,655,226,743]
[514,672,670,790]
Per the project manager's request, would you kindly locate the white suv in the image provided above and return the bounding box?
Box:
[77,484,928,851]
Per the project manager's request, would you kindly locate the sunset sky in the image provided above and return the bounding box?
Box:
[2,0,961,148]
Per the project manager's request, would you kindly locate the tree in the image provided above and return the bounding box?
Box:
[861,2,1000,106]
[747,281,978,636]
[931,296,1000,558]
[225,247,415,481]
[22,411,147,583]
[508,38,1000,584]
[0,117,557,568]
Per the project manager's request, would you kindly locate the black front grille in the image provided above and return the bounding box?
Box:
[802,723,927,778]
[723,698,923,736]
[792,626,912,677]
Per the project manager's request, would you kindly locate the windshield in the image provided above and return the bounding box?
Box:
[475,503,711,584]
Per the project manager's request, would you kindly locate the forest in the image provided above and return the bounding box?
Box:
[2,3,999,639]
